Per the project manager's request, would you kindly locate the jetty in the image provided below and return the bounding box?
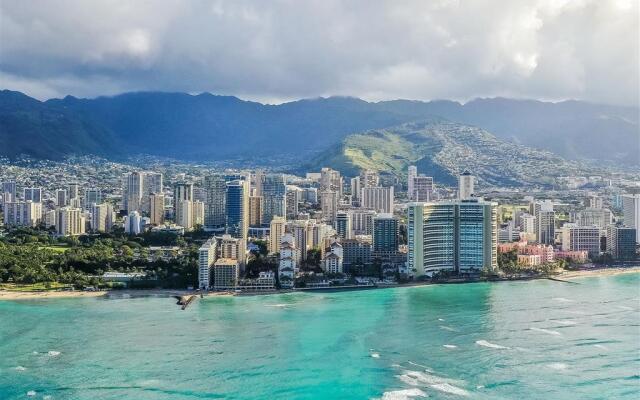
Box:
[174,295,197,310]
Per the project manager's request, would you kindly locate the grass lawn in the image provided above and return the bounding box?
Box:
[38,245,71,253]
[0,282,71,292]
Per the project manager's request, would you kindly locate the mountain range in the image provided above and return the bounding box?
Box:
[0,90,637,169]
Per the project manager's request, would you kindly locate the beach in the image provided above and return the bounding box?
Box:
[1,266,638,300]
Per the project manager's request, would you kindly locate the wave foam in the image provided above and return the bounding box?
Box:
[439,325,457,332]
[47,350,61,356]
[547,362,568,370]
[380,388,428,400]
[476,340,510,349]
[552,297,574,303]
[371,352,381,358]
[530,327,562,336]
[14,366,26,371]
[553,320,577,326]
[431,382,469,396]
[443,344,457,349]
[27,391,36,397]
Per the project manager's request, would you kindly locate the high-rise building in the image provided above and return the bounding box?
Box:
[341,239,372,272]
[351,208,376,235]
[124,172,144,212]
[249,195,263,227]
[622,194,640,243]
[320,167,342,195]
[3,200,41,227]
[142,172,163,212]
[57,207,85,236]
[123,211,144,235]
[67,183,79,200]
[606,225,636,261]
[269,216,286,254]
[361,186,394,214]
[350,177,361,201]
[520,213,536,234]
[262,174,287,225]
[302,187,318,204]
[576,208,612,228]
[193,200,205,227]
[360,169,379,188]
[225,180,249,240]
[412,176,434,202]
[56,189,68,207]
[279,233,298,288]
[532,200,555,245]
[213,259,239,290]
[373,213,399,255]
[91,203,113,232]
[288,220,310,261]
[174,182,193,215]
[335,211,353,239]
[23,187,42,203]
[407,165,417,199]
[285,185,301,220]
[204,175,227,231]
[198,238,217,290]
[175,200,193,231]
[84,188,102,209]
[218,234,245,264]
[407,199,498,277]
[320,190,338,222]
[149,193,165,225]
[561,224,601,256]
[458,171,474,200]
[253,169,265,197]
[2,181,17,202]
[587,194,604,209]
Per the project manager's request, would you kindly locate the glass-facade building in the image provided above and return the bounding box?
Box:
[407,199,497,277]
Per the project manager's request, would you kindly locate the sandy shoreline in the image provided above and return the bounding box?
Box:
[1,266,638,300]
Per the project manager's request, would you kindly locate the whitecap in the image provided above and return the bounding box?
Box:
[443,344,457,349]
[431,382,469,396]
[47,351,61,356]
[32,351,38,355]
[391,363,401,368]
[593,344,608,350]
[439,325,457,332]
[371,352,381,358]
[265,304,288,308]
[553,320,577,326]
[552,297,574,303]
[476,385,484,389]
[380,388,428,400]
[547,362,568,370]
[438,318,445,321]
[14,366,27,371]
[43,396,52,400]
[27,391,36,397]
[530,327,562,336]
[616,305,633,311]
[475,340,510,349]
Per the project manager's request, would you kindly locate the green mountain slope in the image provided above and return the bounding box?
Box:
[0,90,117,160]
[308,120,604,186]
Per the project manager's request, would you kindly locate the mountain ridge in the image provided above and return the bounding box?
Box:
[1,89,637,165]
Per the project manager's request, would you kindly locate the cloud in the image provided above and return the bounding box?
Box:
[0,0,637,105]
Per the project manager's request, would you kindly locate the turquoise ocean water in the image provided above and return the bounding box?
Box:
[1,274,639,399]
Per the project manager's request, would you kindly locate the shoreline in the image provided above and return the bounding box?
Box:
[1,266,638,301]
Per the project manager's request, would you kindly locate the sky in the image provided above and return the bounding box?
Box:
[0,0,638,106]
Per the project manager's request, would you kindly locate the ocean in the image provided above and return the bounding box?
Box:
[1,273,638,399]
